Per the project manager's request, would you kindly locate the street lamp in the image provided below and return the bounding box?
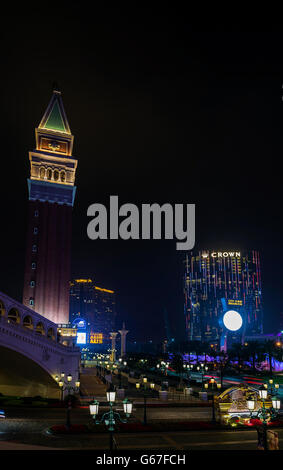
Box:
[266,379,280,396]
[135,377,153,425]
[89,386,133,453]
[204,380,218,424]
[58,373,80,429]
[247,385,281,451]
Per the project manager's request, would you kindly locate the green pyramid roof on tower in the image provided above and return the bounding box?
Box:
[39,90,71,134]
[43,100,66,132]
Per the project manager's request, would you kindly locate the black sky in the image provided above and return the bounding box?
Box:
[0,12,283,341]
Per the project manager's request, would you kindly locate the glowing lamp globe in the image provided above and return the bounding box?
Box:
[272,397,281,410]
[223,310,243,332]
[123,399,133,416]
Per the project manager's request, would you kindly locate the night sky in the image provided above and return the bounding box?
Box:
[1,12,283,342]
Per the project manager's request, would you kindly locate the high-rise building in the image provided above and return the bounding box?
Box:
[22,89,78,324]
[184,250,263,342]
[69,279,116,343]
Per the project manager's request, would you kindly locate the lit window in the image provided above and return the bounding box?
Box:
[30,281,35,288]
[29,298,34,306]
[32,245,37,252]
[32,262,36,270]
[34,227,38,235]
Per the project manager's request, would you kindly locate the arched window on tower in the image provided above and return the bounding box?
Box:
[60,170,66,182]
[40,167,45,180]
[53,169,59,181]
[47,168,52,180]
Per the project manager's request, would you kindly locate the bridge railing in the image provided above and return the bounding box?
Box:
[0,315,79,352]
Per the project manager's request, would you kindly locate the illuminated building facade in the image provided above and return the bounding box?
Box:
[184,250,263,342]
[69,279,116,344]
[22,89,77,324]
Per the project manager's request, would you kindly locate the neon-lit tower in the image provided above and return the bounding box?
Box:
[22,88,78,324]
[118,322,129,358]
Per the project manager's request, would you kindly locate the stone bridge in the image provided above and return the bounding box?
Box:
[0,291,81,399]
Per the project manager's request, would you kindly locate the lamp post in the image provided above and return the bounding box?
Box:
[89,386,133,453]
[247,385,281,451]
[136,377,154,425]
[204,379,218,424]
[58,373,80,429]
[265,379,280,396]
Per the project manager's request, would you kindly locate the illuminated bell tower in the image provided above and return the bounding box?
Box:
[22,89,78,324]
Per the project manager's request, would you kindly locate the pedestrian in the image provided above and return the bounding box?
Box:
[267,430,279,450]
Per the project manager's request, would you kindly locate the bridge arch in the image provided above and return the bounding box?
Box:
[47,327,55,341]
[8,307,21,324]
[0,345,61,399]
[23,315,34,330]
[35,321,45,335]
[0,299,6,317]
[0,291,81,398]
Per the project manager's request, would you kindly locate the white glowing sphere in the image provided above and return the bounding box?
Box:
[223,310,243,331]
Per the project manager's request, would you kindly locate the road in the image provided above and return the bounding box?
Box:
[1,405,282,451]
[1,405,212,425]
[1,428,283,451]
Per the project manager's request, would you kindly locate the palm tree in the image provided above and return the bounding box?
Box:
[202,343,211,365]
[264,340,283,376]
[219,350,230,388]
[243,341,264,374]
[228,342,244,370]
[171,353,184,387]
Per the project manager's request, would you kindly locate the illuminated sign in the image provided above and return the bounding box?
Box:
[72,318,87,329]
[228,299,243,306]
[76,332,86,344]
[223,310,243,332]
[58,327,77,337]
[90,333,103,344]
[202,252,241,258]
[94,286,114,294]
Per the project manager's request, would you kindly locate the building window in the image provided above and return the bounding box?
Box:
[33,227,38,235]
[29,298,34,306]
[60,170,66,182]
[30,281,35,288]
[47,168,52,180]
[31,262,36,270]
[54,169,59,181]
[34,210,39,217]
[32,244,37,252]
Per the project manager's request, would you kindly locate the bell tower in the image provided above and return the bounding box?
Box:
[22,88,78,324]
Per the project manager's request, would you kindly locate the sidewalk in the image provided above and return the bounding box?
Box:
[0,441,60,450]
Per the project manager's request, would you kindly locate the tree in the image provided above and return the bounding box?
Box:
[216,351,230,388]
[263,340,283,376]
[228,343,244,370]
[242,341,264,374]
[171,353,184,387]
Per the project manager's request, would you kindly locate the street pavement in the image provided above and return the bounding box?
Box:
[1,428,283,451]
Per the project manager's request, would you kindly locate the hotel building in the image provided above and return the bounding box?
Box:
[69,279,116,344]
[184,250,263,342]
